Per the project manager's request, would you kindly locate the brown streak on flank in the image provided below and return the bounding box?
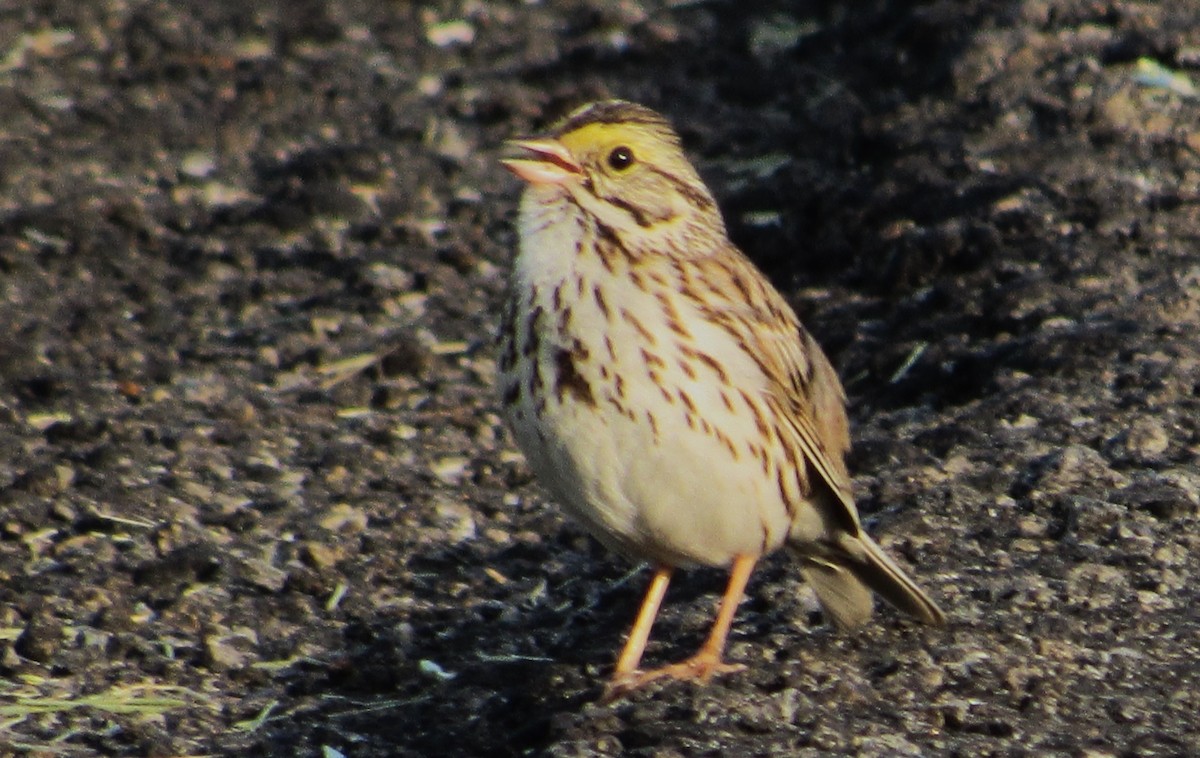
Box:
[629,268,646,291]
[746,351,773,385]
[776,465,795,519]
[792,466,809,505]
[684,411,696,429]
[678,389,697,415]
[606,394,626,415]
[604,335,617,362]
[614,374,626,399]
[554,348,597,406]
[717,430,738,460]
[599,364,610,380]
[640,348,666,369]
[719,389,734,413]
[522,305,544,356]
[626,408,637,422]
[700,418,712,435]
[657,293,692,339]
[593,284,611,320]
[574,274,585,298]
[780,429,800,482]
[696,351,730,383]
[677,358,697,380]
[752,444,770,476]
[621,308,656,345]
[551,282,564,312]
[727,269,753,304]
[740,389,770,439]
[558,304,572,333]
[645,410,660,439]
[661,386,675,405]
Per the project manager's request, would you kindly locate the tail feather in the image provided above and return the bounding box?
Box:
[794,532,945,629]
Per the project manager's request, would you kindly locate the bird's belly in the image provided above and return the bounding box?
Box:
[506,344,793,568]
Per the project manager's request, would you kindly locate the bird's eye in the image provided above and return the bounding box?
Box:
[607,146,635,171]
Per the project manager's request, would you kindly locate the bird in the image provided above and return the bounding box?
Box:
[497,100,944,701]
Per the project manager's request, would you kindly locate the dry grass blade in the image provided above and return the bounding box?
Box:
[0,682,203,719]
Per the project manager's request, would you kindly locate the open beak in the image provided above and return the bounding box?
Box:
[500,138,583,185]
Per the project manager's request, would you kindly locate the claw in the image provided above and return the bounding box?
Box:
[602,655,747,702]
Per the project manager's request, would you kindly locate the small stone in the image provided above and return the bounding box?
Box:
[433,498,476,544]
[1119,417,1170,458]
[205,627,259,670]
[15,614,63,663]
[319,503,369,533]
[1067,564,1127,609]
[239,557,288,592]
[431,456,471,484]
[301,541,343,570]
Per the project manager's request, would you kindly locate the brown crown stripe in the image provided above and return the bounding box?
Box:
[551,101,674,137]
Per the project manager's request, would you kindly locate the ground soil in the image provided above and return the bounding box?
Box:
[2,1,1200,755]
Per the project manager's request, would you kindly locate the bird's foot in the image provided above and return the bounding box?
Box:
[602,653,746,702]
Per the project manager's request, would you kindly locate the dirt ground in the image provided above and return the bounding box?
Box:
[2,0,1200,755]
